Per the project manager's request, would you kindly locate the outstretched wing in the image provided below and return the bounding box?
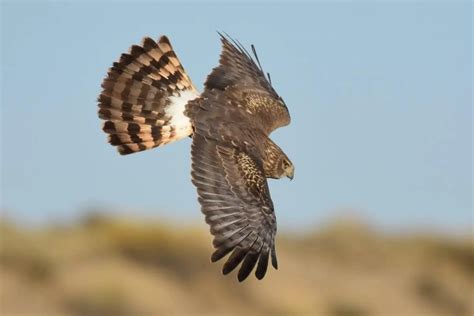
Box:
[202,34,290,134]
[205,34,274,94]
[191,133,278,281]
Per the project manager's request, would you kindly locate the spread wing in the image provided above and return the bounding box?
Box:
[205,34,275,94]
[202,34,290,134]
[191,133,278,281]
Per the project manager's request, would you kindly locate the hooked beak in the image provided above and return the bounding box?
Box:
[286,166,294,181]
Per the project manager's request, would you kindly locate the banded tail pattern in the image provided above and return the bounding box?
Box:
[98,36,199,155]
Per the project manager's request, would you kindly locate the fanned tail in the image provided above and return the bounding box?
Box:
[98,36,199,155]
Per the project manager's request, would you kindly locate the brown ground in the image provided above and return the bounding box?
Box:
[0,215,472,316]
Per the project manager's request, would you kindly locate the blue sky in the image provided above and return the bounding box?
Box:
[1,2,472,233]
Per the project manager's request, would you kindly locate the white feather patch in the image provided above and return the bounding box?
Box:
[166,90,200,139]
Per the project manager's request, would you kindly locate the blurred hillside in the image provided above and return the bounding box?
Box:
[0,214,472,316]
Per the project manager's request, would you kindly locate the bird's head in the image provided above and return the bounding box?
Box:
[278,156,294,180]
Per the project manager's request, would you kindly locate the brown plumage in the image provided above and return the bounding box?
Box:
[98,34,294,281]
[98,36,198,155]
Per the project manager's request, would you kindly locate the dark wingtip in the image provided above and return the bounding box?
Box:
[255,271,265,280]
[217,31,229,44]
[237,272,248,282]
[237,253,259,282]
[255,253,268,279]
[271,245,278,269]
[267,72,272,85]
[222,265,233,275]
[210,253,220,263]
[211,247,232,263]
[222,247,246,275]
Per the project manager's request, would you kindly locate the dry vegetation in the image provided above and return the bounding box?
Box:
[0,214,472,316]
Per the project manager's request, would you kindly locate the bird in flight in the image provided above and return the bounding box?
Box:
[97,34,294,281]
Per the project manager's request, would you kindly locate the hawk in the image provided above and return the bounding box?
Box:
[98,34,294,281]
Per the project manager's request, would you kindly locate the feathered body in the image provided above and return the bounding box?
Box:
[98,34,294,281]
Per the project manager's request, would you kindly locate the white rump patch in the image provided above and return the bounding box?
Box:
[166,89,200,139]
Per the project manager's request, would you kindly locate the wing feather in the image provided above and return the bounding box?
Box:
[205,34,275,94]
[255,244,270,280]
[191,133,277,281]
[238,236,263,281]
[196,34,290,134]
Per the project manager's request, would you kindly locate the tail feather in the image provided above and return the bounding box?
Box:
[98,36,199,155]
[98,95,162,120]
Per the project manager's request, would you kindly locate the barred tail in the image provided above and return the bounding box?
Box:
[98,36,199,155]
